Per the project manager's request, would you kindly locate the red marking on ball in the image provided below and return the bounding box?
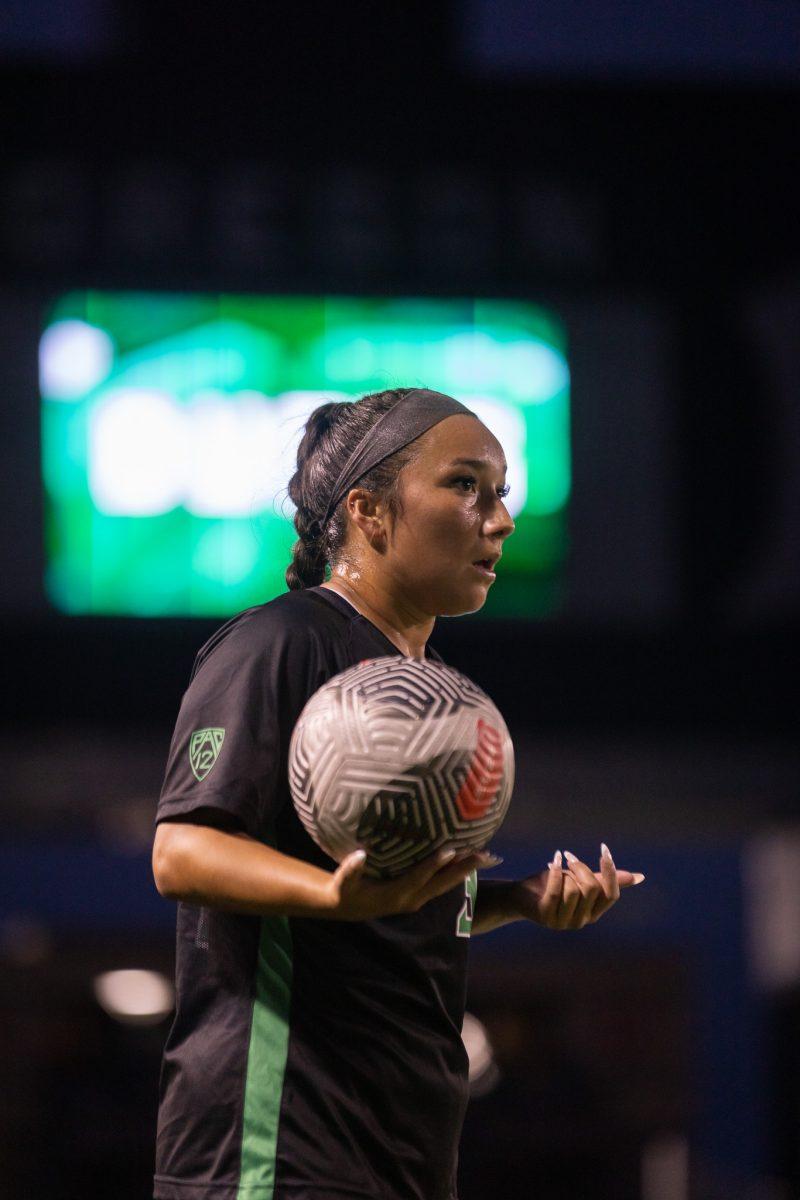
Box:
[455,718,504,820]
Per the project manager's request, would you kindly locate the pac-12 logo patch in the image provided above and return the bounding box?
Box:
[189,728,225,781]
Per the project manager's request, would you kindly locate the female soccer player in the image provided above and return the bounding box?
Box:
[151,386,645,1200]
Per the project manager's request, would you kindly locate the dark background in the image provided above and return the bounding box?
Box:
[1,3,798,1198]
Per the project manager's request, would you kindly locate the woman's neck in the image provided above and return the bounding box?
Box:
[321,572,434,660]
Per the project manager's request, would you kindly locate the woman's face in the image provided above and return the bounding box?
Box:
[381,414,515,616]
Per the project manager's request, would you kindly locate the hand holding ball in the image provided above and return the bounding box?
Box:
[288,656,514,878]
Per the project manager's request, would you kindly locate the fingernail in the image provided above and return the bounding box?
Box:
[477,854,504,867]
[352,849,367,864]
[548,850,562,869]
[439,849,457,864]
[564,850,578,864]
[601,842,614,863]
[632,873,645,885]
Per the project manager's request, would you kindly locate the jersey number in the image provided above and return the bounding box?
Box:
[456,869,478,938]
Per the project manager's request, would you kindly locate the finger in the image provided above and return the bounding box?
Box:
[564,849,607,893]
[554,873,585,926]
[544,851,564,893]
[583,867,645,891]
[333,848,369,893]
[409,844,501,886]
[382,848,456,904]
[598,843,621,902]
[555,874,582,930]
[455,848,503,871]
[586,842,620,921]
[413,854,486,908]
[404,845,461,890]
[538,850,565,922]
[617,869,646,887]
[563,851,604,923]
[596,843,645,891]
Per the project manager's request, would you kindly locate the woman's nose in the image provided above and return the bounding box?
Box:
[484,502,515,539]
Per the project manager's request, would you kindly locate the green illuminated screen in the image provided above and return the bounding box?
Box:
[40,292,570,617]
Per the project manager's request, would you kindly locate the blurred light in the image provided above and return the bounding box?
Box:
[192,522,260,585]
[444,331,569,401]
[0,0,119,62]
[462,1,800,84]
[93,968,174,1025]
[641,1133,688,1200]
[40,319,114,400]
[506,340,569,401]
[89,389,185,514]
[184,389,279,517]
[41,292,570,617]
[743,828,800,990]
[462,1010,500,1096]
[86,387,334,517]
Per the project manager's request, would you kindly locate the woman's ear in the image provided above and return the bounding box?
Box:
[344,487,388,551]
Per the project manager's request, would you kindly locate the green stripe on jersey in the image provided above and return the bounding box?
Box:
[236,915,293,1200]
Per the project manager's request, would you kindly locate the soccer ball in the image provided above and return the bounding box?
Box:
[288,656,514,878]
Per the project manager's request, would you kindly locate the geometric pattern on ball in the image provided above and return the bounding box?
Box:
[288,656,515,878]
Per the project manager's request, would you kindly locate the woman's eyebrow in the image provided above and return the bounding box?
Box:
[448,456,508,474]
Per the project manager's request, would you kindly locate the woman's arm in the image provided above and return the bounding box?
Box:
[471,879,523,934]
[153,821,341,917]
[152,820,495,921]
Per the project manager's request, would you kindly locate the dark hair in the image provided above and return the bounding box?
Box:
[285,387,420,590]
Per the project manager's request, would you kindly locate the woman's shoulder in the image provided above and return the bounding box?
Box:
[190,588,346,680]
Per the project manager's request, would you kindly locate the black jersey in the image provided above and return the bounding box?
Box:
[153,586,476,1200]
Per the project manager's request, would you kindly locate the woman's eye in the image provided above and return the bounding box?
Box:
[452,477,510,499]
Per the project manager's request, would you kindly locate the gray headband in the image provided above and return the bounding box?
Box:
[320,389,474,529]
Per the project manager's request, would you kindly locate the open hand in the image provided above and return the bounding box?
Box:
[514,844,645,931]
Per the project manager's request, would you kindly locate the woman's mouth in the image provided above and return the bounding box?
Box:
[471,559,497,579]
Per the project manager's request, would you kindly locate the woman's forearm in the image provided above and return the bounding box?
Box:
[471,879,523,934]
[152,821,337,918]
